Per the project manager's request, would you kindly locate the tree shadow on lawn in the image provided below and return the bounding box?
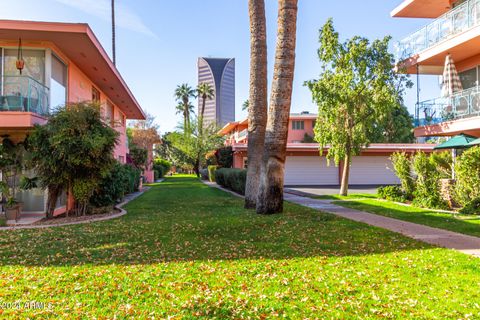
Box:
[0,178,431,267]
[335,199,480,238]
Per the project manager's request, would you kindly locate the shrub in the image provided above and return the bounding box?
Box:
[153,158,172,179]
[454,146,480,206]
[123,164,142,194]
[208,165,218,182]
[377,185,406,203]
[91,163,132,207]
[215,168,247,195]
[216,147,233,168]
[199,169,209,180]
[390,152,414,199]
[412,152,446,209]
[430,151,453,179]
[459,198,480,215]
[205,151,217,166]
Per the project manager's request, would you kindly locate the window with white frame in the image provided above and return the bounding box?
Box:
[292,120,304,130]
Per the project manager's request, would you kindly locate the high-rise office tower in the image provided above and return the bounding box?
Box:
[197,57,235,127]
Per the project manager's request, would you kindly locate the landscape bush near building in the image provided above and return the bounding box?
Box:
[215,168,247,195]
[385,148,480,214]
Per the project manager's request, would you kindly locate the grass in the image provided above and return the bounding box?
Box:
[0,175,479,318]
[334,198,480,238]
[314,193,378,200]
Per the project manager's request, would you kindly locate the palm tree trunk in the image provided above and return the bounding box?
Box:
[111,0,116,65]
[245,0,268,209]
[256,0,298,214]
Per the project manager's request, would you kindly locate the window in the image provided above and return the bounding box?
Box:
[292,120,304,130]
[92,86,100,102]
[459,67,477,89]
[105,101,114,126]
[4,49,45,83]
[118,155,125,163]
[51,54,67,108]
[243,157,248,169]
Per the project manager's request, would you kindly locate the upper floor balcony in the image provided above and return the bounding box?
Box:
[1,75,49,115]
[396,0,480,63]
[0,75,50,134]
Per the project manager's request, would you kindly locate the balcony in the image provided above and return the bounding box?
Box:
[396,0,480,62]
[237,129,248,141]
[415,86,480,128]
[0,76,49,138]
[1,75,49,116]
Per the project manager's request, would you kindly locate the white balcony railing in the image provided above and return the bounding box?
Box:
[396,0,480,61]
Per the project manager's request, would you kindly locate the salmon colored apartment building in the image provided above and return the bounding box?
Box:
[0,20,148,215]
[219,112,434,186]
[393,0,480,138]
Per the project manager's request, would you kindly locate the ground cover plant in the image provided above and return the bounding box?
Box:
[0,176,479,318]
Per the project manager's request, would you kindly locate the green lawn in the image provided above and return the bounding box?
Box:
[0,176,479,318]
[334,199,480,238]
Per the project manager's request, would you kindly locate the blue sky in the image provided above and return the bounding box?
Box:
[1,0,440,132]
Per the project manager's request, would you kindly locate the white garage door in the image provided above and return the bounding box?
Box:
[284,156,339,185]
[349,156,399,185]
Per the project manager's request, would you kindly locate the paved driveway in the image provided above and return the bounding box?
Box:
[285,185,380,196]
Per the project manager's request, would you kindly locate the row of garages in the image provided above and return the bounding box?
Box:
[284,156,400,186]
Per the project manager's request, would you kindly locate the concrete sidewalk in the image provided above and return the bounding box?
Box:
[284,193,480,258]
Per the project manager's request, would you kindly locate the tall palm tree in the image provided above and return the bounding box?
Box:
[174,83,196,130]
[196,82,215,120]
[256,0,298,214]
[244,0,268,209]
[175,102,195,130]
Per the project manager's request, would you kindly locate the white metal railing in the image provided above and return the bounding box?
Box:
[396,0,480,61]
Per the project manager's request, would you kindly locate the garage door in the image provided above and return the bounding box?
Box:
[349,156,399,185]
[284,156,339,185]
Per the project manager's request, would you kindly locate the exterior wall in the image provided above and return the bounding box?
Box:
[197,57,235,127]
[287,117,315,143]
[67,61,128,161]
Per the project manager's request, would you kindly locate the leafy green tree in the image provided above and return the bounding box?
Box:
[169,117,224,177]
[155,132,193,170]
[370,104,414,143]
[305,19,411,195]
[27,102,118,217]
[174,83,196,130]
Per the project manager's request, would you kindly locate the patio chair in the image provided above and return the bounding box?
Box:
[5,95,24,111]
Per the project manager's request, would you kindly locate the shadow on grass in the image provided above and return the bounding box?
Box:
[335,199,480,238]
[0,176,430,267]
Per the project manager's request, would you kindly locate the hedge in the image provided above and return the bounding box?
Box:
[215,168,247,195]
[90,163,141,207]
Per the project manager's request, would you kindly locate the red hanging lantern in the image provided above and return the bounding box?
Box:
[16,38,24,74]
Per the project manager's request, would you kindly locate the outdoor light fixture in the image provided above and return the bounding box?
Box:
[16,38,24,74]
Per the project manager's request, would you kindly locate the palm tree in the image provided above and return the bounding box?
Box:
[174,83,196,129]
[242,100,250,111]
[175,102,195,129]
[256,0,298,214]
[197,82,215,120]
[244,0,268,209]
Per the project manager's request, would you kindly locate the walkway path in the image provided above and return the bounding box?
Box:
[284,193,480,258]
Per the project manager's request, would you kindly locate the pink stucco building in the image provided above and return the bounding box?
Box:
[393,0,480,139]
[219,112,434,186]
[0,20,146,215]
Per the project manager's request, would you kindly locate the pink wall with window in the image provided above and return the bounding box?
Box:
[67,62,128,161]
